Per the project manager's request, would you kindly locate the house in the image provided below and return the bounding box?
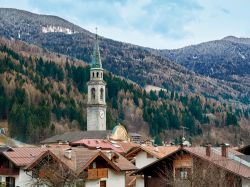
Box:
[128,133,142,144]
[126,145,179,169]
[126,145,178,187]
[0,147,46,187]
[25,147,137,187]
[134,144,250,187]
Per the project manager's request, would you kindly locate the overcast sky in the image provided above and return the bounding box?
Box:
[0,0,249,49]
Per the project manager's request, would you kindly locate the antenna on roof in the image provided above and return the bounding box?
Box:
[180,126,188,142]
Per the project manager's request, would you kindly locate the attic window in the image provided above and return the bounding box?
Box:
[175,168,191,180]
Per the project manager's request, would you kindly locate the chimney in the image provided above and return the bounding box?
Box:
[111,152,119,162]
[221,143,229,157]
[206,144,211,157]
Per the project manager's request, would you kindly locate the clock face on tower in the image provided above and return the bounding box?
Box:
[99,110,104,119]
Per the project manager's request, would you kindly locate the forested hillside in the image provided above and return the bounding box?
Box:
[0,38,249,145]
[0,8,248,106]
[156,37,250,105]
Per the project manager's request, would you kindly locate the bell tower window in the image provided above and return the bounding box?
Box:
[92,72,94,78]
[97,72,99,78]
[100,88,104,100]
[91,88,95,100]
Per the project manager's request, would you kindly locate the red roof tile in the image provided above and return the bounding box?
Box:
[70,139,124,153]
[26,147,137,173]
[3,147,47,167]
[126,145,179,159]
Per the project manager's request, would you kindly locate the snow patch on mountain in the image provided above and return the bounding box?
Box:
[42,25,78,34]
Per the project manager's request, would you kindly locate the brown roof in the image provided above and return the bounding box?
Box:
[26,147,136,174]
[134,146,250,179]
[70,139,124,154]
[126,145,179,159]
[114,141,139,154]
[185,147,250,179]
[41,131,112,144]
[3,147,47,167]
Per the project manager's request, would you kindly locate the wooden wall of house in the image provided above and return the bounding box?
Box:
[192,157,242,187]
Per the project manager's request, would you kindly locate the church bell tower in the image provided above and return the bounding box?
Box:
[87,31,106,131]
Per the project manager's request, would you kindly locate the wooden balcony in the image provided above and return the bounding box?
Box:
[0,168,19,175]
[87,168,108,179]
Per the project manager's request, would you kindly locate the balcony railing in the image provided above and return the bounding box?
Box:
[87,168,108,179]
[0,167,19,175]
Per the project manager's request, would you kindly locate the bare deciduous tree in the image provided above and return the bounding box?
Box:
[153,156,241,187]
[27,154,81,187]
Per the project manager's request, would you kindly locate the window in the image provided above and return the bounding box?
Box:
[97,72,99,78]
[180,170,188,179]
[92,72,95,78]
[175,168,190,180]
[91,88,95,100]
[101,73,102,78]
[100,181,106,187]
[100,88,104,100]
[6,177,15,187]
[93,162,96,169]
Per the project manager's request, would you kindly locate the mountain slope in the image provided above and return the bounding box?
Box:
[159,38,250,79]
[0,8,248,106]
[157,37,250,104]
[1,37,248,145]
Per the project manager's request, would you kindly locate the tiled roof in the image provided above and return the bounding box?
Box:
[41,130,112,144]
[126,145,179,159]
[142,146,179,158]
[70,139,124,154]
[27,147,136,174]
[185,147,250,179]
[3,147,47,167]
[115,141,139,153]
[134,146,250,179]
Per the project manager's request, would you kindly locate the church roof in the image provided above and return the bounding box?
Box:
[91,33,102,69]
[40,130,111,144]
